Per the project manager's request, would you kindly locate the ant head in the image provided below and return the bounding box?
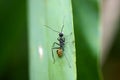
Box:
[59,33,63,37]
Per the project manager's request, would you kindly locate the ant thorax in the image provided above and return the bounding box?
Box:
[57,36,65,42]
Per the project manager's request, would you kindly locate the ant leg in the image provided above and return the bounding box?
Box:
[64,52,71,68]
[51,42,60,63]
[52,42,60,47]
[52,47,60,63]
[64,32,72,38]
[65,40,75,44]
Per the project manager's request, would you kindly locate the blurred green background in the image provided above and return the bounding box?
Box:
[0,0,28,80]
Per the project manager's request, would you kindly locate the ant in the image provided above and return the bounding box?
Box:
[44,23,71,68]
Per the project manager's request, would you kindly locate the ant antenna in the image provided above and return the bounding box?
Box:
[61,25,64,33]
[61,16,65,33]
[44,25,60,33]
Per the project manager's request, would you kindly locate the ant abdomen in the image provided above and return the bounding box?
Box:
[56,48,63,57]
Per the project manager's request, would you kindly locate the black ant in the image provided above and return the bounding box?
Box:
[44,23,71,68]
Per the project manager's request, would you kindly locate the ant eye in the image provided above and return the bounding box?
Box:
[59,33,63,37]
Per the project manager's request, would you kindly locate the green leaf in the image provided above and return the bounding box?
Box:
[71,0,102,80]
[28,0,76,80]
